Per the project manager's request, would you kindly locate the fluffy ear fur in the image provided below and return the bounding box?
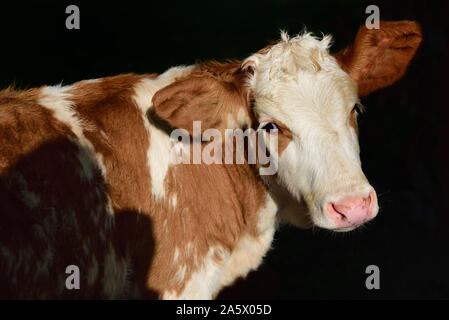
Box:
[333,20,422,96]
[151,63,252,135]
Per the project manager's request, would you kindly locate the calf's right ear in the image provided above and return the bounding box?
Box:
[333,20,422,96]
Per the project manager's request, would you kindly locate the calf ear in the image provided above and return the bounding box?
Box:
[333,20,422,96]
[151,71,250,135]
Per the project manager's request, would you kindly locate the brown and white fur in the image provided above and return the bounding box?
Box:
[0,21,421,299]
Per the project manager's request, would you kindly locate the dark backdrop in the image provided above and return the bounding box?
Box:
[1,0,448,299]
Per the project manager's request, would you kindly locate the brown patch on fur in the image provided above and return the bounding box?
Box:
[274,120,293,155]
[333,20,422,96]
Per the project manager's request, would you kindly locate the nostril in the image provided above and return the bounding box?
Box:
[332,203,349,216]
[363,194,371,209]
[330,203,348,220]
[368,190,377,214]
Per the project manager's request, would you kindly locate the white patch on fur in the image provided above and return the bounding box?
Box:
[227,113,238,129]
[174,264,187,284]
[256,194,278,233]
[173,247,180,264]
[39,85,82,134]
[147,128,174,200]
[237,108,250,127]
[170,194,178,209]
[133,66,194,115]
[84,78,101,84]
[185,242,193,256]
[163,246,229,300]
[132,66,194,201]
[218,195,277,290]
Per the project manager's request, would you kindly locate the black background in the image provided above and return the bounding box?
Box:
[1,0,448,299]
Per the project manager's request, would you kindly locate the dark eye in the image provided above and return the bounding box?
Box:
[262,122,278,133]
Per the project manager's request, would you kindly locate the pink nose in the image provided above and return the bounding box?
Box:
[327,190,376,229]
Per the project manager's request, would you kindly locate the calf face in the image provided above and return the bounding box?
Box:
[251,22,421,231]
[244,33,374,231]
[152,21,422,232]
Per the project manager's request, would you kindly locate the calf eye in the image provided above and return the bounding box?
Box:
[262,122,278,133]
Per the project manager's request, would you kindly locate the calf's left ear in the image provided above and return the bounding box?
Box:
[151,71,251,136]
[333,20,422,96]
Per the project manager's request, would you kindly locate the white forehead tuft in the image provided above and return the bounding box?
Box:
[243,31,357,128]
[244,32,334,82]
[279,30,332,52]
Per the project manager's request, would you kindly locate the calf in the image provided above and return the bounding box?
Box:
[0,21,421,299]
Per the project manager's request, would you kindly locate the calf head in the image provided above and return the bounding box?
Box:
[152,21,422,232]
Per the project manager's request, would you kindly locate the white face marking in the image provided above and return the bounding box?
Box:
[246,33,378,229]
